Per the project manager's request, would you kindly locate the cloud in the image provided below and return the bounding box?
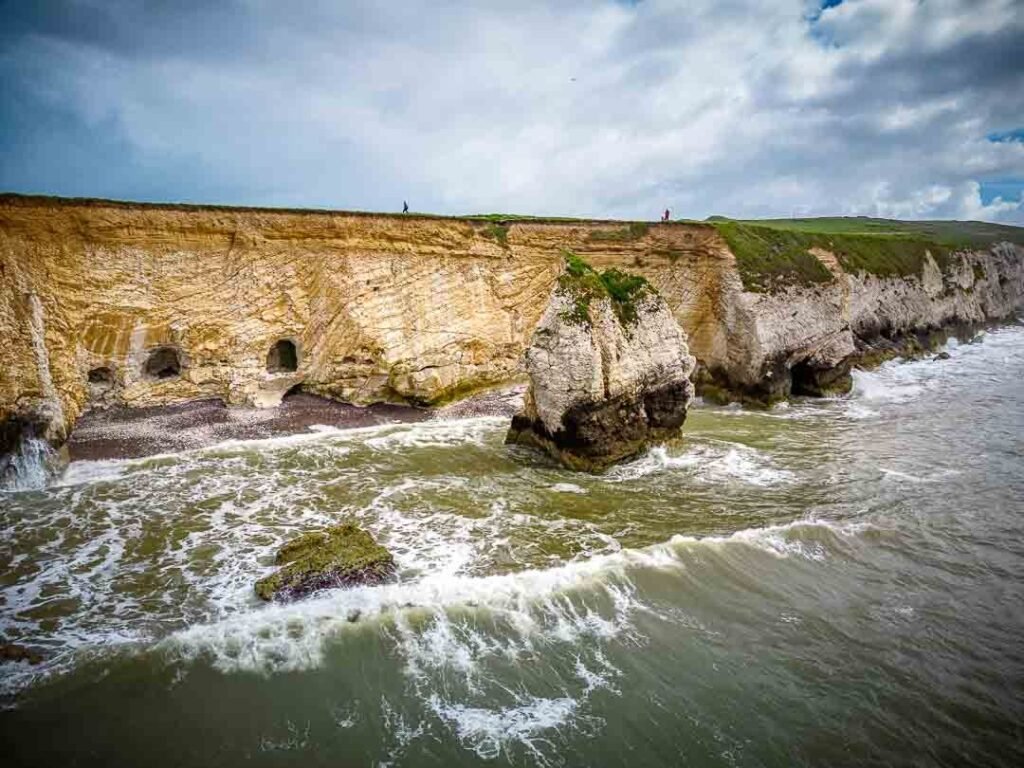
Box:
[0,0,1022,223]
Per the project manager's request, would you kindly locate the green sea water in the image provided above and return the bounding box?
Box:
[2,323,1023,767]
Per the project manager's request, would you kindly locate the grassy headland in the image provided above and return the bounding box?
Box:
[707,216,1024,293]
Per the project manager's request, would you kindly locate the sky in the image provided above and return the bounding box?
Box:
[1,0,1022,223]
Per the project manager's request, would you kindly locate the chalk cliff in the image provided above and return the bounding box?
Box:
[2,195,1023,469]
[506,256,695,470]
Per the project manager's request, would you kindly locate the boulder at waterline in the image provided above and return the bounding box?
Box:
[254,523,396,602]
[506,254,696,471]
[0,643,44,665]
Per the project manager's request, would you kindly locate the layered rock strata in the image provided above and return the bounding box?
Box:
[506,258,696,470]
[2,195,1023,472]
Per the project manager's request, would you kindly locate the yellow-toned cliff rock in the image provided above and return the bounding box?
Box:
[2,195,1023,471]
[0,198,722,452]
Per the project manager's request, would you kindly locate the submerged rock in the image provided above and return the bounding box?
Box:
[254,523,396,602]
[0,643,43,665]
[506,254,696,471]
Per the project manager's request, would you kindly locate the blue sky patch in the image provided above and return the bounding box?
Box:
[980,180,1024,205]
[987,128,1024,143]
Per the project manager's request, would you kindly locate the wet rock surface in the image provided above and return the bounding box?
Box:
[0,643,43,666]
[255,523,396,602]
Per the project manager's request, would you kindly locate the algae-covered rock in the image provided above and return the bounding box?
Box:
[255,523,396,602]
[0,643,43,665]
[506,254,696,471]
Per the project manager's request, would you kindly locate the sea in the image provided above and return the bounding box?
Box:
[2,322,1022,767]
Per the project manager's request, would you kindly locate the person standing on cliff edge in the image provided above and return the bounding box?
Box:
[403,201,409,214]
[662,208,670,222]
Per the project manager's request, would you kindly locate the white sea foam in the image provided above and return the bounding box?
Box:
[605,442,795,486]
[551,483,587,494]
[51,416,505,490]
[364,417,506,451]
[56,457,133,486]
[428,693,583,763]
[148,516,869,757]
[162,517,867,674]
[1,438,59,492]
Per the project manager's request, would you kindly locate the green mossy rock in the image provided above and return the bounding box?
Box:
[0,643,43,665]
[255,523,396,602]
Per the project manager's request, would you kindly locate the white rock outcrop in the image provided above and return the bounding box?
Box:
[506,262,696,470]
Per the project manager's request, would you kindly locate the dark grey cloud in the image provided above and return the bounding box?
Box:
[0,0,1021,222]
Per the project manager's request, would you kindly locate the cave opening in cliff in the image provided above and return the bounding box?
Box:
[144,347,182,379]
[88,367,113,385]
[789,359,817,397]
[267,340,298,373]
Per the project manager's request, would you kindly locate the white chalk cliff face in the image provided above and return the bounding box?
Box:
[507,267,696,471]
[682,244,1024,401]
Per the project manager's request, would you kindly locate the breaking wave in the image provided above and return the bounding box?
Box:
[0,438,60,492]
[163,518,869,675]
[154,517,869,759]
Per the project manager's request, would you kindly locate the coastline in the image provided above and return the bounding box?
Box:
[66,386,526,462]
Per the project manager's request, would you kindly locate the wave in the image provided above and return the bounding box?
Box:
[51,416,506,489]
[605,442,795,486]
[151,517,871,758]
[850,368,927,403]
[162,517,868,675]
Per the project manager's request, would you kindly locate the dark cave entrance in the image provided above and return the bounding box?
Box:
[789,359,818,397]
[88,367,113,385]
[266,340,298,373]
[144,347,182,379]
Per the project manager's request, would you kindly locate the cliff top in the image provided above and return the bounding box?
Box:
[707,216,1024,292]
[0,192,658,228]
[4,192,1020,295]
[707,215,1024,248]
[3,193,1020,241]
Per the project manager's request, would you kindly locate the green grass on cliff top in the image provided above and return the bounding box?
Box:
[706,216,1024,293]
[709,215,1024,247]
[4,194,1020,294]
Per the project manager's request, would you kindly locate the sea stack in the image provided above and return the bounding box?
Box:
[506,254,696,471]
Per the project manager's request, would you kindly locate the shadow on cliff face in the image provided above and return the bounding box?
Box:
[790,358,854,398]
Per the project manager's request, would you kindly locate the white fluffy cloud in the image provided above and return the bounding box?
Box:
[1,0,1022,222]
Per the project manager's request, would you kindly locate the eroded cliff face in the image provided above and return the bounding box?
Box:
[2,195,1023,464]
[721,243,1024,401]
[0,200,713,457]
[506,258,696,470]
